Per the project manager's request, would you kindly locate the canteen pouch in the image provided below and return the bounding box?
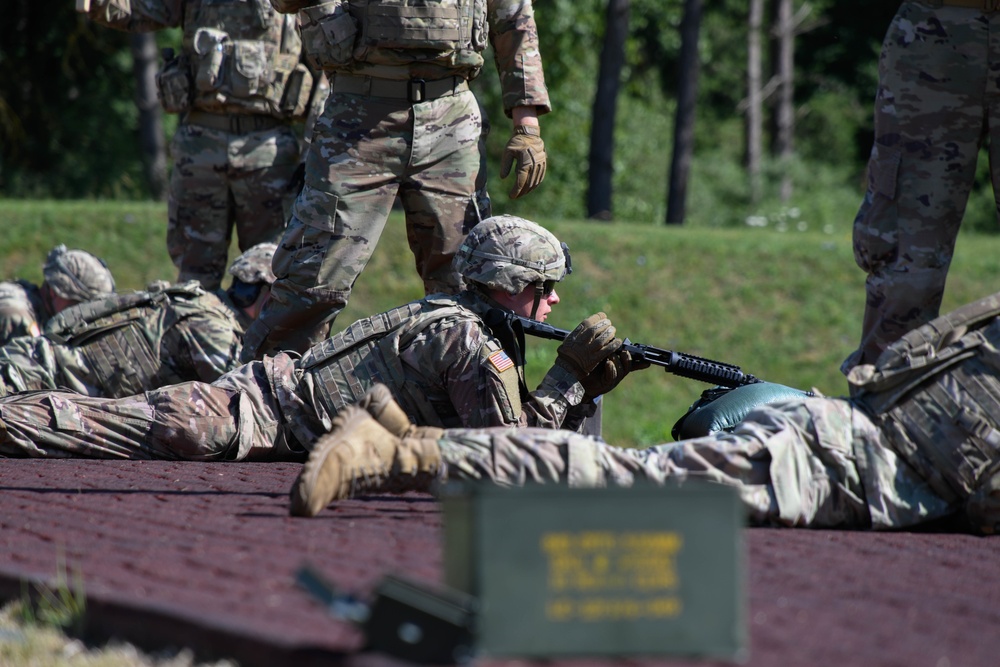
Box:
[299,1,358,71]
[193,27,231,92]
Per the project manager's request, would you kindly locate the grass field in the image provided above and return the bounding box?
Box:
[2,199,999,447]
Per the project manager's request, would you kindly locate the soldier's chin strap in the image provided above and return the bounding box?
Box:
[530,283,544,320]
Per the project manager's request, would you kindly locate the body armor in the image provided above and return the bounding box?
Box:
[297,0,488,77]
[43,283,210,398]
[849,293,1000,508]
[157,0,313,116]
[299,296,481,425]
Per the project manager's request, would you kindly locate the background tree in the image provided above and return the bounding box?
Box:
[130,33,167,200]
[587,0,630,221]
[665,0,703,225]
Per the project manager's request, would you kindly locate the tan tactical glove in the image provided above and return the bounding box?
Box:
[555,312,620,381]
[500,125,547,199]
[581,349,651,400]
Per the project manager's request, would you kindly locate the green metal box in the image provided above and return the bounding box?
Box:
[441,481,746,659]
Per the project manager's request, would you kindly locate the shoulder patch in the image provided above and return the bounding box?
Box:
[487,350,514,373]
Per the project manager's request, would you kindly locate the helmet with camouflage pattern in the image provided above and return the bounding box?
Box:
[42,245,116,303]
[228,243,277,285]
[453,215,571,295]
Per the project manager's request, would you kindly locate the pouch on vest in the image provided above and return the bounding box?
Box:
[194,27,231,92]
[279,62,314,117]
[299,1,358,71]
[156,51,193,113]
[231,40,268,97]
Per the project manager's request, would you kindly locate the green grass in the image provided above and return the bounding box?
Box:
[3,199,999,447]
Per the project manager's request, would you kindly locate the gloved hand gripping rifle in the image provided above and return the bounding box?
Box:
[519,316,761,388]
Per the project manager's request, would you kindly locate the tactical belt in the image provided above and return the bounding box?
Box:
[919,0,1000,11]
[332,74,469,103]
[184,111,287,134]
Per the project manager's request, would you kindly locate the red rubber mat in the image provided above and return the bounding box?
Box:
[1,460,998,667]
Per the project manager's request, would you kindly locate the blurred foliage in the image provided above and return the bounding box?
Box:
[2,1,997,233]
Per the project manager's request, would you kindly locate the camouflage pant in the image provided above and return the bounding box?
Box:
[168,119,300,290]
[845,3,1000,371]
[0,360,303,462]
[241,89,488,359]
[436,397,953,529]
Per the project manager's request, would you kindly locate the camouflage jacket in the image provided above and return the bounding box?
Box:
[0,283,250,399]
[0,281,48,347]
[287,0,550,116]
[87,0,319,119]
[266,290,585,448]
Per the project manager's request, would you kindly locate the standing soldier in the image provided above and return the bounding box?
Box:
[239,0,552,360]
[84,0,323,290]
[0,243,276,399]
[0,245,116,346]
[843,2,1000,373]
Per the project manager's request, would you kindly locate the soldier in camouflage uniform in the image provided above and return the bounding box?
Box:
[0,216,639,460]
[0,245,116,346]
[0,243,276,399]
[292,290,1000,534]
[85,0,324,290]
[240,0,552,360]
[843,1,1000,372]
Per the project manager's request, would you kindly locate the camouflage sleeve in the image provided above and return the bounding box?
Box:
[401,318,580,429]
[161,308,244,384]
[488,0,551,116]
[522,363,586,429]
[87,0,184,32]
[400,319,522,427]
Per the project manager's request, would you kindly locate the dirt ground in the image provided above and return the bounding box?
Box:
[0,459,997,667]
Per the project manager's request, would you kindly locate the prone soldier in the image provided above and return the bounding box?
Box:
[0,245,116,346]
[0,243,276,399]
[0,216,640,459]
[291,290,1000,535]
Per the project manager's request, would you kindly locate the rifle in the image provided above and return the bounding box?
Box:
[518,316,761,388]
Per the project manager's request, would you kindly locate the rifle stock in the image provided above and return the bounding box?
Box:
[518,316,761,388]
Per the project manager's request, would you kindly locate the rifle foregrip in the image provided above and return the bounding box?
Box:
[668,353,757,388]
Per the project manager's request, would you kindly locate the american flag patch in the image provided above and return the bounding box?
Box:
[488,350,515,373]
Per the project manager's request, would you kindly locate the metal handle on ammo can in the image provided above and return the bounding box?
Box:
[517,316,761,388]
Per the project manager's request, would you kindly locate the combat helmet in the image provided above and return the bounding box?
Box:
[227,242,277,309]
[453,215,571,319]
[42,245,116,303]
[228,242,277,285]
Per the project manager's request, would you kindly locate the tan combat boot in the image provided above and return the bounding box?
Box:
[289,405,444,518]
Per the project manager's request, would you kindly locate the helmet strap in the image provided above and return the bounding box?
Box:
[530,283,544,320]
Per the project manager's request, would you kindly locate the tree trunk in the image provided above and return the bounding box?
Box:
[130,33,168,200]
[747,0,764,204]
[587,0,630,222]
[774,0,794,202]
[665,0,703,225]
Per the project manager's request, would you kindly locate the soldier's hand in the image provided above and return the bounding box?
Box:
[581,349,651,400]
[500,125,547,199]
[555,312,619,380]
